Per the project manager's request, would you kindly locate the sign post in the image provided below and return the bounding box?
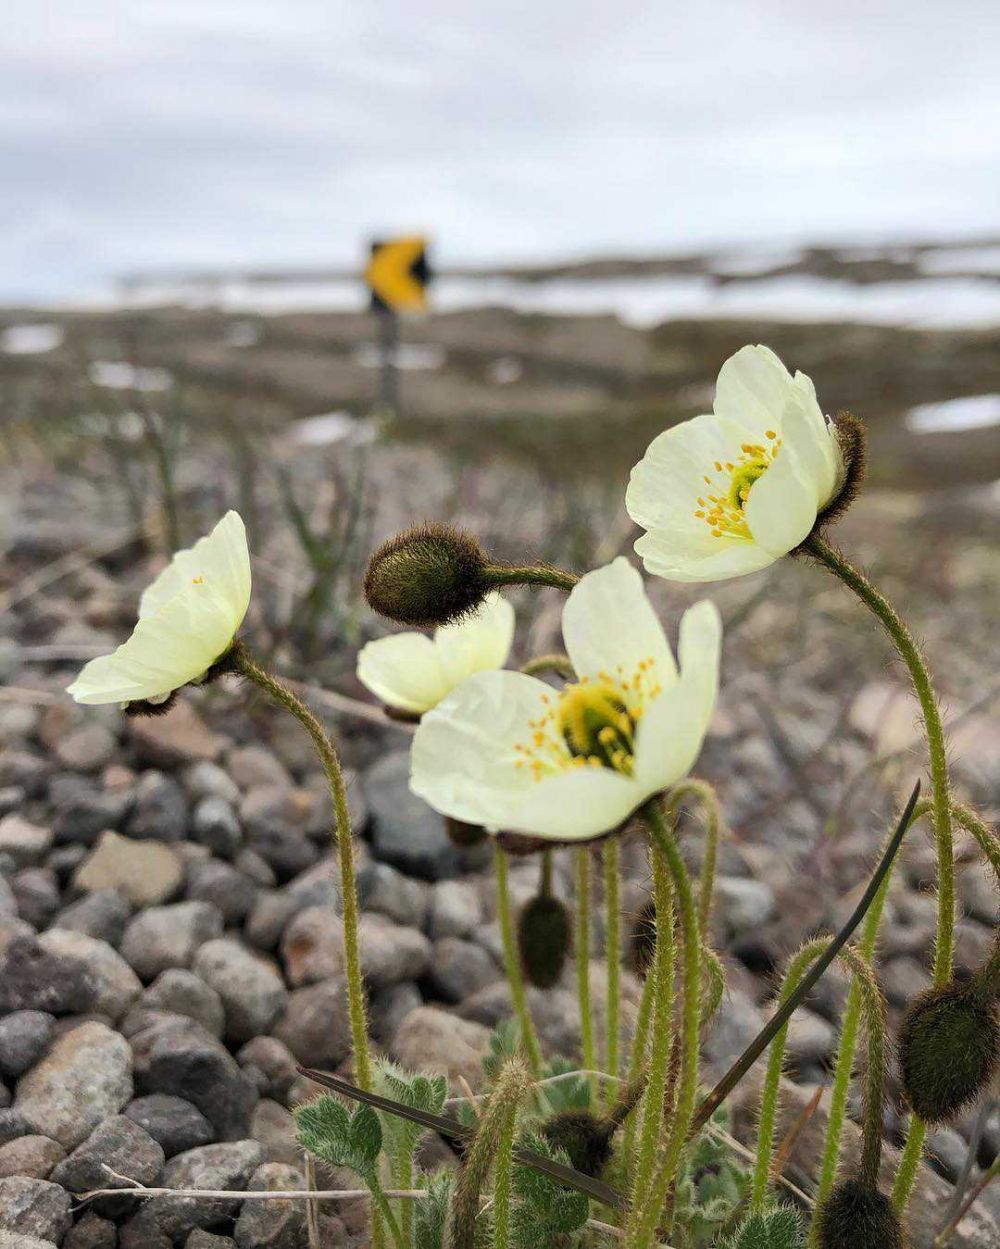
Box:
[363,235,431,418]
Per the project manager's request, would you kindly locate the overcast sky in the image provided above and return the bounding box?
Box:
[3,1,998,300]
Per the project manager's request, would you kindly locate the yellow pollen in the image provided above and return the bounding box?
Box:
[692,432,781,542]
[512,661,664,783]
[191,575,205,585]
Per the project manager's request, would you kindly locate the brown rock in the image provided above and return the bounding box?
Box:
[129,702,224,769]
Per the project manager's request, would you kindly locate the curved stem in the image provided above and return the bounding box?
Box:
[622,955,656,1166]
[752,938,830,1209]
[837,946,888,1192]
[520,653,576,679]
[815,797,931,1216]
[485,562,580,594]
[671,779,722,937]
[575,848,596,1099]
[805,536,954,1215]
[604,839,622,1106]
[230,644,371,1088]
[804,536,954,984]
[953,804,1000,884]
[629,799,702,1249]
[627,844,675,1214]
[450,1059,532,1249]
[494,845,543,1078]
[690,781,920,1140]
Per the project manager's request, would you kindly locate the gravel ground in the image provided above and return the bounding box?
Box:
[0,354,997,1247]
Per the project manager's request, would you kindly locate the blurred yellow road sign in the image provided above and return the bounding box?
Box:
[365,236,430,312]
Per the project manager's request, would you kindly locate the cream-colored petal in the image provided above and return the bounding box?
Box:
[356,633,449,714]
[562,558,677,686]
[626,414,754,539]
[633,529,776,583]
[68,581,241,705]
[140,510,251,630]
[676,599,723,725]
[409,670,553,827]
[742,440,820,557]
[504,768,642,840]
[783,374,842,507]
[713,344,796,435]
[434,593,515,689]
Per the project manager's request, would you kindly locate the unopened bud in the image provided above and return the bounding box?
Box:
[364,524,491,628]
[816,1179,904,1249]
[899,980,999,1124]
[518,894,572,989]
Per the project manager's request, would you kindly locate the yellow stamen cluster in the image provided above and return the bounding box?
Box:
[694,430,781,540]
[513,660,663,783]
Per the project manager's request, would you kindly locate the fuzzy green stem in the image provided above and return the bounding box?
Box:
[485,562,580,594]
[805,536,954,1215]
[627,845,675,1213]
[575,848,596,1099]
[393,1143,415,1248]
[752,938,830,1210]
[603,839,622,1106]
[494,845,543,1078]
[520,653,576,679]
[837,946,889,1192]
[231,645,371,1087]
[671,779,722,936]
[232,645,384,1249]
[814,797,931,1223]
[690,780,920,1140]
[629,800,702,1249]
[450,1058,532,1249]
[369,1177,406,1249]
[622,957,656,1166]
[701,947,726,1025]
[953,804,1000,884]
[492,1087,519,1249]
[804,537,954,981]
[540,849,554,898]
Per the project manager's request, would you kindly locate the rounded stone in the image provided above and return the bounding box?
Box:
[14,1021,133,1149]
[191,940,288,1046]
[0,1013,56,1080]
[125,1094,215,1159]
[121,902,224,983]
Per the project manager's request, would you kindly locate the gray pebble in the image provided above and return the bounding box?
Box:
[0,1012,55,1079]
[125,1095,215,1158]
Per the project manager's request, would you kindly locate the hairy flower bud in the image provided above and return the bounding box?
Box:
[816,1179,904,1249]
[539,1074,644,1178]
[364,524,492,628]
[540,1109,614,1178]
[518,894,572,989]
[899,980,1000,1124]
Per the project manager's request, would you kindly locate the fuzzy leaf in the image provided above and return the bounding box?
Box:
[717,1207,805,1249]
[295,1095,381,1181]
[414,1172,452,1249]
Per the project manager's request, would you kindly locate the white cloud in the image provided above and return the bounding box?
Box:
[1,0,998,298]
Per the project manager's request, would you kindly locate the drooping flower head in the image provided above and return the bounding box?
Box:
[410,558,721,841]
[357,592,515,716]
[626,345,852,583]
[67,511,251,708]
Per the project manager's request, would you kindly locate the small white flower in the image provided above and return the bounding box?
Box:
[626,344,844,582]
[410,559,721,841]
[357,592,515,716]
[67,511,251,707]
